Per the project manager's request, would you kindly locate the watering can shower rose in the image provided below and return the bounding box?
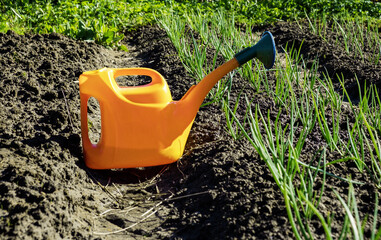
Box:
[79,31,276,169]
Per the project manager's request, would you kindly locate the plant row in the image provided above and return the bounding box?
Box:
[157,10,381,239]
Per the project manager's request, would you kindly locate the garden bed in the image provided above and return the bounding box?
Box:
[0,21,380,239]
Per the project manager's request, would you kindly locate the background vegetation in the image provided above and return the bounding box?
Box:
[1,0,380,49]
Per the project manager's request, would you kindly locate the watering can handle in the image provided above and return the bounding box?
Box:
[112,68,166,86]
[111,68,172,104]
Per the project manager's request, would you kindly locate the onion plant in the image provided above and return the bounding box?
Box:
[334,182,381,240]
[306,12,381,66]
[336,75,381,188]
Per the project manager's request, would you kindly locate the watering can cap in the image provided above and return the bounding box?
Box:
[234,31,276,69]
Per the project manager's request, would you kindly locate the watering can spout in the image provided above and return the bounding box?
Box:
[178,58,240,116]
[178,31,276,120]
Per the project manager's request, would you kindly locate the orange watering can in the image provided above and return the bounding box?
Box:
[79,31,276,169]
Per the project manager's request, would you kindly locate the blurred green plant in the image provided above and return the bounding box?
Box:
[2,0,380,49]
[0,0,169,49]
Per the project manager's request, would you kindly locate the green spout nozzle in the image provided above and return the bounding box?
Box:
[234,31,276,69]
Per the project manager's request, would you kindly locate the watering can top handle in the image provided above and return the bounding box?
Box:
[112,68,167,87]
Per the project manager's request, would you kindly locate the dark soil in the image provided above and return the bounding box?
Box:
[0,21,380,239]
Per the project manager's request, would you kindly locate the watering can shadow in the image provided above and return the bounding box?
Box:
[79,31,276,169]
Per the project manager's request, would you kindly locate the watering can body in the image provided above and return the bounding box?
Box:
[79,68,195,169]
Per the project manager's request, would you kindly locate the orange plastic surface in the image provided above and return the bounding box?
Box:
[79,59,239,169]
